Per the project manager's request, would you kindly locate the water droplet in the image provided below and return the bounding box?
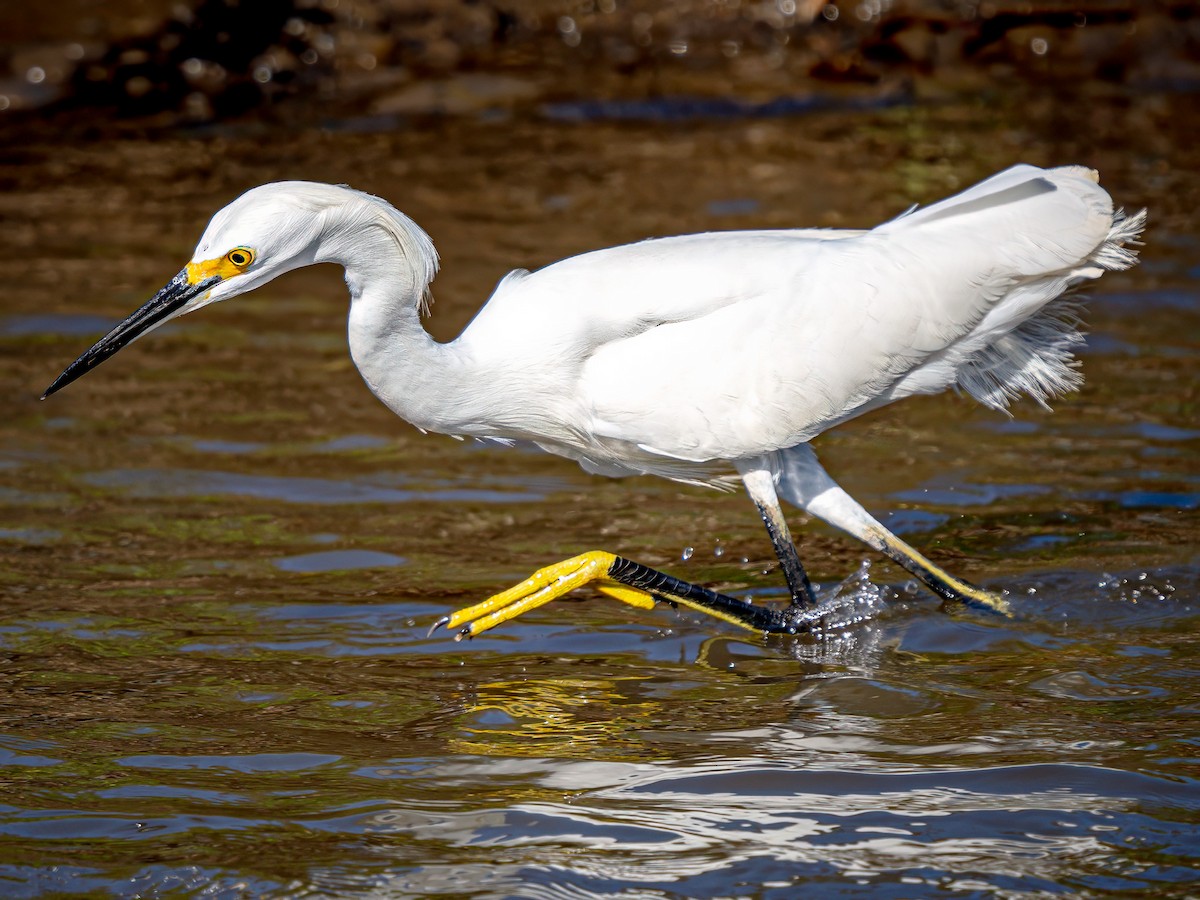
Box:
[713,540,724,558]
[681,546,693,561]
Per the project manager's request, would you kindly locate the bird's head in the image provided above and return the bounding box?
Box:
[42,182,349,399]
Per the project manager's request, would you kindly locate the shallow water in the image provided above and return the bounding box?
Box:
[1,93,1198,896]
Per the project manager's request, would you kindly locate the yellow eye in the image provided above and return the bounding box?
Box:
[226,247,254,268]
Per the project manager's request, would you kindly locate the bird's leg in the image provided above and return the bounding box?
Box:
[430,550,802,639]
[872,530,1010,614]
[604,556,801,632]
[739,466,818,611]
[774,445,1011,616]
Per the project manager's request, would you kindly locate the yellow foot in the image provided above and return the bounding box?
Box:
[429,551,658,641]
[429,551,797,640]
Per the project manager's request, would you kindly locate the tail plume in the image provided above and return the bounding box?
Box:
[955,203,1146,413]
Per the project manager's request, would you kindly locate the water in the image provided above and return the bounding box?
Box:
[1,93,1197,896]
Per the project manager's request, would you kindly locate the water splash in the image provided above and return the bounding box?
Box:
[783,560,894,639]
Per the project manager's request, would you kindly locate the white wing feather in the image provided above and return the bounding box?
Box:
[452,165,1144,478]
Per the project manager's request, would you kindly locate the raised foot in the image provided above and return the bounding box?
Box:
[429,551,802,639]
[429,551,647,640]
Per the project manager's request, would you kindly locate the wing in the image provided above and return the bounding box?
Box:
[575,166,1138,462]
[457,226,863,353]
[450,166,1140,470]
[450,227,861,456]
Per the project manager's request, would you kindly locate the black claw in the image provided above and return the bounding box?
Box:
[455,625,473,642]
[427,616,451,638]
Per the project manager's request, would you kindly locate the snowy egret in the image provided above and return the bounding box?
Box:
[44,164,1145,637]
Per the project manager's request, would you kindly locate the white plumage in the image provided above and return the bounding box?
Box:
[45,164,1145,636]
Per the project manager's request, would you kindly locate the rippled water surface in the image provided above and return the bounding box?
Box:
[1,95,1197,897]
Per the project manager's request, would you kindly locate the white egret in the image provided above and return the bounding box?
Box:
[44,164,1145,637]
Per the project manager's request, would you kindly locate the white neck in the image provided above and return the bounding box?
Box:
[316,196,481,435]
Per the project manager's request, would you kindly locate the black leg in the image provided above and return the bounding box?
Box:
[740,467,818,611]
[432,550,816,638]
[606,555,806,634]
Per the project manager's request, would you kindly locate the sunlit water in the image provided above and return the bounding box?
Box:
[1,93,1197,897]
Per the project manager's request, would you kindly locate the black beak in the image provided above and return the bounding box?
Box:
[42,270,219,399]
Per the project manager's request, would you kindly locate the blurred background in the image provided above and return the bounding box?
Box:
[1,2,1197,898]
[3,0,1197,125]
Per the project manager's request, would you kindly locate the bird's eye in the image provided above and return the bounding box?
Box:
[226,248,255,268]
